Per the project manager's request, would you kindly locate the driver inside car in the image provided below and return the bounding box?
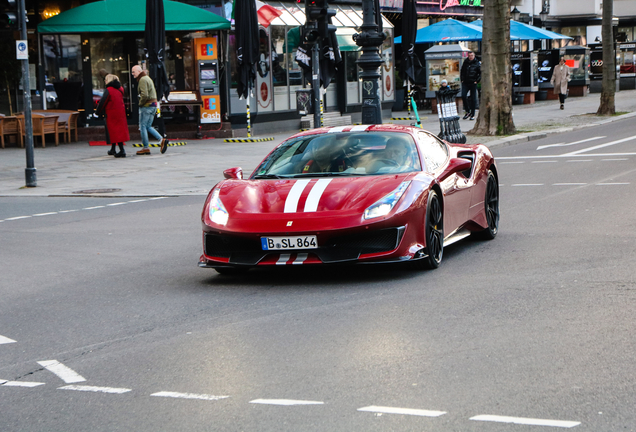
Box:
[300,139,351,173]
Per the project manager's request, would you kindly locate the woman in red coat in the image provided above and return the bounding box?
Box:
[95,74,130,158]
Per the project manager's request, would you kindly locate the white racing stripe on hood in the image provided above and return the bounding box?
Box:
[328,126,348,133]
[304,179,332,212]
[284,179,311,213]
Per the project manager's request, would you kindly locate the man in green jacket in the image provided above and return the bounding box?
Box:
[132,65,168,155]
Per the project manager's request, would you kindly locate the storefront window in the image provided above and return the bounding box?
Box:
[618,27,634,43]
[271,26,289,111]
[42,34,82,109]
[91,37,130,113]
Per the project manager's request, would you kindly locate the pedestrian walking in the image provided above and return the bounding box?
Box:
[131,65,168,155]
[460,51,481,121]
[550,57,571,110]
[94,74,130,158]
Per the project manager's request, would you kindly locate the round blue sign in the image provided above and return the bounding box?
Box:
[18,42,26,52]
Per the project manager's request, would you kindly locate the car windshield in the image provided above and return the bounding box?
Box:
[252,132,421,179]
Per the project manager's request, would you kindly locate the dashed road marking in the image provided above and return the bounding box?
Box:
[250,399,324,406]
[512,184,544,187]
[59,385,131,394]
[0,197,169,223]
[151,391,229,401]
[566,160,592,163]
[1,380,45,387]
[38,360,86,384]
[470,414,580,428]
[358,405,446,417]
[0,335,16,344]
[553,183,587,186]
[597,182,630,186]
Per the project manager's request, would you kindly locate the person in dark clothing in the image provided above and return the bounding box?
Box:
[460,51,481,120]
[95,74,130,158]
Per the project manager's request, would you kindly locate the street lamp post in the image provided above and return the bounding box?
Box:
[18,0,36,187]
[353,0,385,125]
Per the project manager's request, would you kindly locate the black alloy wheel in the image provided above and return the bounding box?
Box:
[476,170,499,240]
[421,190,444,269]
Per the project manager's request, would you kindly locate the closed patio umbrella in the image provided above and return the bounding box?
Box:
[145,0,170,136]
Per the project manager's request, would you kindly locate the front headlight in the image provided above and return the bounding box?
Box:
[363,181,411,220]
[208,188,229,226]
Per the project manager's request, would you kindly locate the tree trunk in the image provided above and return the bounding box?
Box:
[596,0,615,115]
[470,0,515,136]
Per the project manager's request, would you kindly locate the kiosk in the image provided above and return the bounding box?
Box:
[618,43,635,90]
[195,37,222,124]
[423,45,468,113]
[560,45,590,96]
[511,51,538,104]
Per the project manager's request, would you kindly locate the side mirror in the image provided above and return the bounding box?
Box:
[223,167,243,180]
[438,158,472,181]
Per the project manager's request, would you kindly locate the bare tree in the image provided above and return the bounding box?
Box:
[471,0,515,135]
[596,0,615,115]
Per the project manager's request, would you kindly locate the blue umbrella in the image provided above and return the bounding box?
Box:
[471,19,573,40]
[394,19,485,44]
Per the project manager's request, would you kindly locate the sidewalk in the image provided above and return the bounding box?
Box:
[1,89,635,197]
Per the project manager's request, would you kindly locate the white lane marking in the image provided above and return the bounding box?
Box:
[563,135,636,156]
[57,209,79,213]
[532,160,558,163]
[327,126,348,133]
[553,183,587,186]
[148,197,168,200]
[536,136,605,151]
[4,216,32,220]
[358,405,446,417]
[0,335,16,344]
[496,152,636,160]
[304,179,332,212]
[106,202,127,206]
[602,158,628,161]
[151,391,229,401]
[59,385,131,394]
[33,212,58,217]
[284,179,311,213]
[250,399,324,406]
[37,360,86,384]
[597,182,630,185]
[0,379,5,385]
[83,206,105,210]
[1,380,45,387]
[511,184,544,186]
[292,253,308,265]
[566,160,592,162]
[127,199,148,203]
[470,414,580,428]
[276,254,291,265]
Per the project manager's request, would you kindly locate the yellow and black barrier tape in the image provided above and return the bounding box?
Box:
[390,117,414,121]
[223,137,274,143]
[132,142,187,148]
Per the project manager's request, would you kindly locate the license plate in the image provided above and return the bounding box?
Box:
[261,235,318,250]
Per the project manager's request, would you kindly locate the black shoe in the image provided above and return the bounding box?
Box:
[107,149,116,156]
[463,113,470,120]
[114,152,126,158]
[470,115,475,120]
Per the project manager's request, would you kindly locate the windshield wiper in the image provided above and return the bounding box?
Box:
[252,174,287,179]
[291,172,354,178]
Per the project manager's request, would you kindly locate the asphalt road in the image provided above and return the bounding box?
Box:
[1,118,635,431]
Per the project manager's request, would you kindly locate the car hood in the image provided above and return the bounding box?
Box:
[207,174,424,233]
[220,175,415,215]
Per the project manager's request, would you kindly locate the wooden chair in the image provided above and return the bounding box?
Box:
[0,116,23,148]
[18,114,59,147]
[33,109,79,142]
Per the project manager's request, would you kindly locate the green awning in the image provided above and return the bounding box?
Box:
[38,0,230,34]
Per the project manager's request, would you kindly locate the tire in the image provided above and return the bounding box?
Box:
[420,190,444,269]
[475,170,499,240]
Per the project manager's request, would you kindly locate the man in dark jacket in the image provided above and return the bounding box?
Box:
[460,51,481,120]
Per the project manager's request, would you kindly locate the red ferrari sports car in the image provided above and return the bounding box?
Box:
[199,124,499,274]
